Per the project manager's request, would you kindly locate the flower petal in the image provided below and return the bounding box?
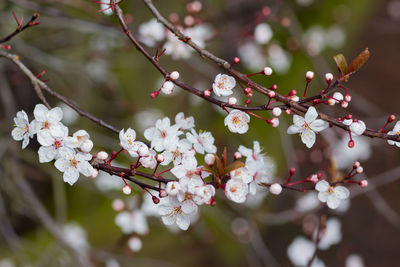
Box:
[334,186,350,200]
[287,125,301,135]
[305,106,318,123]
[310,119,329,132]
[301,129,316,148]
[318,191,329,202]
[327,195,341,209]
[176,214,190,230]
[293,115,305,126]
[33,104,48,122]
[315,180,329,192]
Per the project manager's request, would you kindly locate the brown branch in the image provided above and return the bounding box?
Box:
[0,50,120,134]
[141,0,400,142]
[0,13,40,44]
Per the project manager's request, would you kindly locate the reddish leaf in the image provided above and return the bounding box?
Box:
[214,154,224,177]
[346,48,370,75]
[222,147,227,169]
[333,53,348,74]
[225,161,245,174]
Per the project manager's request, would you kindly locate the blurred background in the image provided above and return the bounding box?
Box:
[1,0,400,266]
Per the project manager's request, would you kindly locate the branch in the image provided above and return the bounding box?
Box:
[0,13,40,44]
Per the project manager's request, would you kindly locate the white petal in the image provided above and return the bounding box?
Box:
[161,214,176,225]
[181,200,197,214]
[334,186,350,200]
[310,119,329,132]
[47,107,63,123]
[38,146,57,163]
[63,168,80,185]
[171,165,186,179]
[50,123,68,138]
[22,135,30,149]
[305,106,318,123]
[158,204,172,216]
[54,158,68,172]
[315,180,329,192]
[318,191,329,203]
[37,130,54,147]
[301,129,316,148]
[293,115,305,126]
[78,162,94,177]
[176,214,190,230]
[287,125,301,134]
[327,196,341,209]
[33,104,48,122]
[11,127,25,141]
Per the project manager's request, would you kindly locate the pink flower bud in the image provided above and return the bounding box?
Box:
[285,109,292,115]
[263,67,273,76]
[152,195,160,204]
[272,107,282,116]
[122,185,132,195]
[269,183,282,195]
[356,166,363,174]
[170,71,180,80]
[348,140,354,148]
[234,151,242,159]
[268,91,275,98]
[112,199,125,211]
[184,15,194,26]
[289,89,297,96]
[309,174,318,183]
[327,98,336,106]
[325,73,333,82]
[341,101,349,108]
[204,153,216,165]
[150,91,159,98]
[270,84,278,91]
[80,140,93,153]
[353,161,361,168]
[269,118,279,127]
[204,90,211,96]
[234,57,240,63]
[345,94,352,102]
[97,151,108,161]
[290,167,296,175]
[156,154,165,162]
[228,97,237,105]
[306,71,314,81]
[359,180,368,188]
[159,189,168,198]
[244,87,253,96]
[388,114,396,123]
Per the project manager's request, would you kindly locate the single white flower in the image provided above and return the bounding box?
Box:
[158,196,196,230]
[165,181,181,196]
[64,129,90,149]
[54,147,94,185]
[287,106,329,148]
[119,128,136,150]
[225,178,248,203]
[33,104,67,146]
[224,109,250,134]
[186,129,216,154]
[115,211,149,235]
[11,110,36,149]
[387,121,400,147]
[128,237,143,252]
[144,117,182,152]
[230,167,252,184]
[160,138,193,166]
[317,217,342,250]
[287,236,325,267]
[315,180,350,209]
[139,149,157,169]
[212,74,236,97]
[349,120,366,136]
[38,124,70,163]
[138,18,165,47]
[163,31,192,60]
[62,222,90,252]
[192,184,215,205]
[175,112,195,130]
[254,23,273,44]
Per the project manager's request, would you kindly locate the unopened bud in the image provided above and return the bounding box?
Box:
[341,101,349,108]
[234,57,240,63]
[204,153,216,165]
[327,98,336,106]
[268,91,276,98]
[204,90,211,96]
[290,167,296,175]
[228,97,237,105]
[353,161,361,168]
[289,89,297,96]
[170,71,180,80]
[97,151,108,161]
[333,92,344,101]
[91,168,99,178]
[152,195,160,204]
[359,180,368,188]
[285,109,292,115]
[263,67,273,76]
[156,154,164,163]
[269,118,279,127]
[269,183,282,195]
[112,199,125,211]
[161,81,174,94]
[80,140,93,153]
[122,185,132,195]
[270,84,278,91]
[150,91,159,98]
[388,114,396,123]
[325,73,333,82]
[356,166,363,174]
[309,174,318,183]
[159,189,168,198]
[244,87,253,96]
[306,71,314,81]
[272,107,282,117]
[234,151,242,159]
[344,94,352,102]
[348,140,354,148]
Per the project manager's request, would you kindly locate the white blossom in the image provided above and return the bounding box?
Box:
[230,167,252,184]
[287,236,325,267]
[11,110,36,149]
[115,211,149,235]
[163,31,192,60]
[212,74,236,97]
[171,156,198,180]
[138,18,165,47]
[54,147,94,185]
[139,149,157,169]
[224,109,250,134]
[317,217,342,250]
[160,138,193,166]
[315,180,350,209]
[128,237,143,252]
[254,23,273,44]
[387,121,400,147]
[38,124,70,163]
[175,112,195,130]
[287,106,329,148]
[64,129,90,149]
[186,129,216,154]
[158,196,196,230]
[225,178,248,203]
[166,181,181,196]
[144,117,182,152]
[33,104,67,147]
[62,222,90,252]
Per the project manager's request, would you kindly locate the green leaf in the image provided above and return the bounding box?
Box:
[333,53,348,74]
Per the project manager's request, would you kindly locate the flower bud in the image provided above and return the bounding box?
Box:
[309,174,318,183]
[269,118,279,127]
[388,114,396,123]
[270,84,278,91]
[150,91,159,98]
[228,97,237,105]
[289,89,297,96]
[244,87,253,96]
[170,71,180,80]
[341,101,349,108]
[128,237,142,252]
[327,98,336,106]
[263,67,273,76]
[348,140,354,148]
[345,94,352,102]
[269,183,282,195]
[333,92,344,101]
[80,139,93,153]
[356,166,363,174]
[152,195,160,204]
[353,161,361,168]
[159,189,168,198]
[97,151,108,161]
[204,90,211,96]
[156,154,165,163]
[268,91,276,98]
[112,199,125,211]
[234,57,240,63]
[234,151,242,159]
[272,107,282,117]
[290,168,296,175]
[325,73,333,82]
[359,180,368,188]
[285,109,292,115]
[204,153,216,165]
[122,185,132,195]
[306,71,314,81]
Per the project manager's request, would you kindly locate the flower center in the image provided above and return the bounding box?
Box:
[302,122,310,130]
[173,206,182,214]
[42,121,50,129]
[69,159,79,167]
[327,186,334,194]
[53,139,62,149]
[160,131,167,138]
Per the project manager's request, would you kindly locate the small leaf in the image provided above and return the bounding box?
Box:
[202,165,216,176]
[333,53,348,74]
[224,161,245,174]
[222,147,227,169]
[214,154,224,177]
[346,48,370,75]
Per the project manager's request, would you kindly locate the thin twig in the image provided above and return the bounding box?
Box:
[0,13,40,44]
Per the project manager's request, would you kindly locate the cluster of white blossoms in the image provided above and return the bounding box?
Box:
[12,104,94,185]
